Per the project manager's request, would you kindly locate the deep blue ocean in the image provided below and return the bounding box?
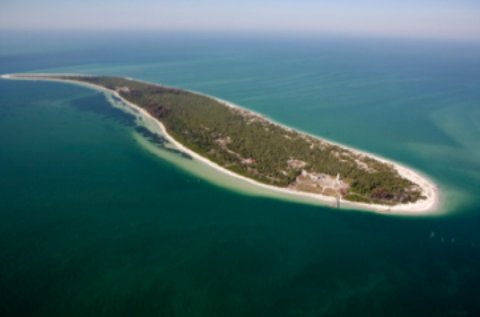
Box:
[1,30,480,316]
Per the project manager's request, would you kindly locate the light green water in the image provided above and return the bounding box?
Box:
[1,32,480,316]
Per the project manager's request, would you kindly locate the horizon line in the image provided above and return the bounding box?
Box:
[1,27,480,44]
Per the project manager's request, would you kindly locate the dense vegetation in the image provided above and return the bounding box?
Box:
[56,75,424,205]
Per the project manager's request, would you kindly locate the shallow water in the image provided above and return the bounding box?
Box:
[1,31,480,316]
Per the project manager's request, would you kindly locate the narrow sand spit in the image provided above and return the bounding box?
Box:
[2,73,441,215]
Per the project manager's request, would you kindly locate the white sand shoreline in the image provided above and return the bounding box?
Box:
[1,73,441,215]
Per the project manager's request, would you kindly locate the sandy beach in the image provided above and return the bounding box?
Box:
[1,73,441,215]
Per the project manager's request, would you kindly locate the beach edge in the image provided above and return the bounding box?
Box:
[1,73,442,216]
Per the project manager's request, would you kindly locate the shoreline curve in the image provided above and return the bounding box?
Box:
[1,73,442,216]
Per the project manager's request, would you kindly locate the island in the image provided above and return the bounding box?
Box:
[1,73,439,214]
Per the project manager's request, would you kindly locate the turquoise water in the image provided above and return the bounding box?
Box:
[1,31,480,316]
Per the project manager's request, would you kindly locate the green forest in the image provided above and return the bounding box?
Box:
[59,75,424,205]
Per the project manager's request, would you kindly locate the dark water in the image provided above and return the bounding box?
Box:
[1,31,480,316]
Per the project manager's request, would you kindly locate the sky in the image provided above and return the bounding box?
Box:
[1,0,479,40]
